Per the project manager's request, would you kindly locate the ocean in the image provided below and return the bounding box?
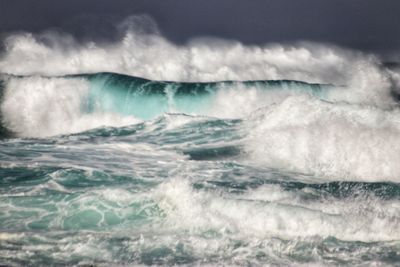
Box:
[0,29,400,266]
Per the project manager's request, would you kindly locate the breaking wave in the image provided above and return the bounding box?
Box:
[2,16,400,266]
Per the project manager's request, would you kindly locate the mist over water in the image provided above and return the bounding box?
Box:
[1,16,400,266]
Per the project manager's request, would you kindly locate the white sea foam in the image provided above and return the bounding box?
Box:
[153,178,400,242]
[0,31,355,83]
[0,16,395,92]
[1,76,138,137]
[245,95,400,182]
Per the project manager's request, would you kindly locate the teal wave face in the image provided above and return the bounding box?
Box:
[81,72,331,120]
[86,73,215,119]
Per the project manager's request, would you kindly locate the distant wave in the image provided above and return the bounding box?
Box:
[0,26,396,87]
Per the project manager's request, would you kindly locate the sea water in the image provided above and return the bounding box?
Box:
[0,30,400,266]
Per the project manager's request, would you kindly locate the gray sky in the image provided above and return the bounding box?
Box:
[0,0,399,56]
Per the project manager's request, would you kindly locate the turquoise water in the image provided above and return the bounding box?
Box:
[83,72,329,120]
[0,73,399,266]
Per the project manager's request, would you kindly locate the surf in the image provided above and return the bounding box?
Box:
[1,22,400,266]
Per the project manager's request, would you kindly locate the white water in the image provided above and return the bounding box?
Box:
[153,178,400,242]
[1,76,138,137]
[246,95,400,182]
[0,16,396,90]
[0,31,360,83]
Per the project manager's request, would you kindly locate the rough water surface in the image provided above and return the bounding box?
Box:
[1,29,400,266]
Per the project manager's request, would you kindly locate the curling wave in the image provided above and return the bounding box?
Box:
[0,72,332,137]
